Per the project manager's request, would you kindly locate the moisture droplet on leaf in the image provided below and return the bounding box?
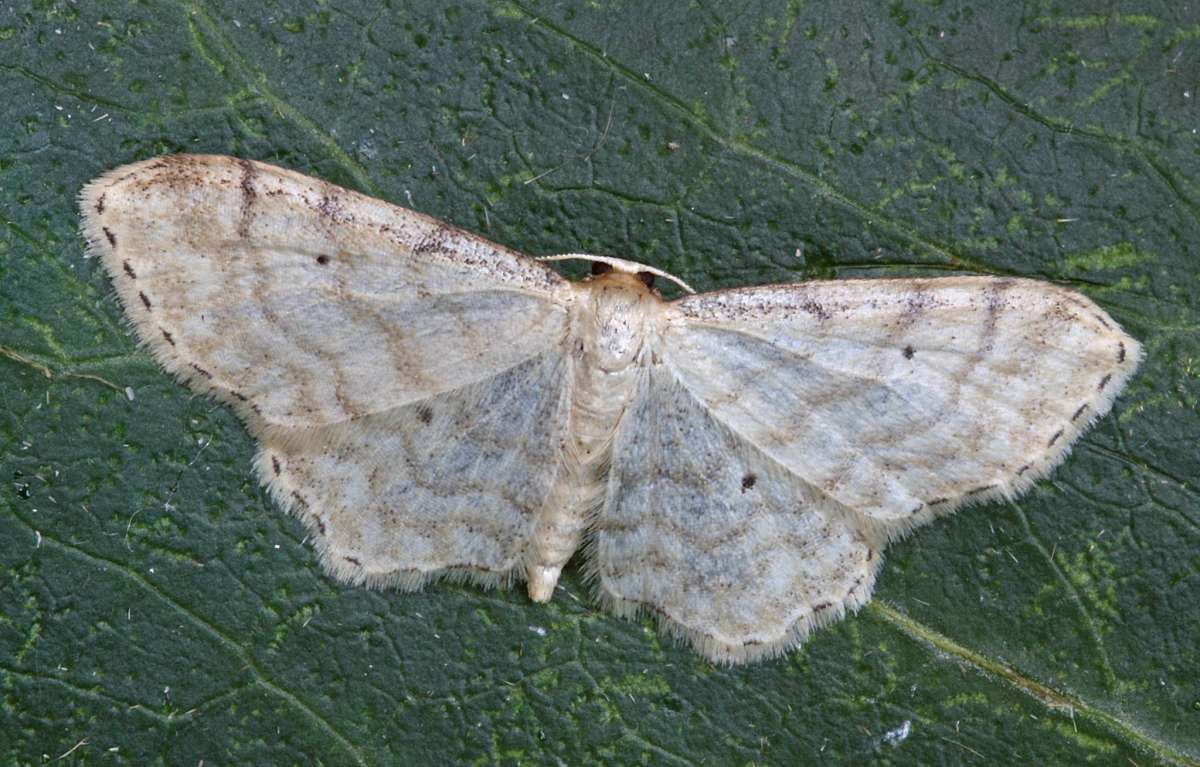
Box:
[80,155,1142,664]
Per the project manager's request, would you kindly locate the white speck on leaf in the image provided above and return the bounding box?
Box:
[883,720,911,747]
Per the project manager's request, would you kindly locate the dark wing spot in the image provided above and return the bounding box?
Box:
[343,556,362,566]
[1092,313,1111,330]
[901,289,932,321]
[813,601,834,612]
[979,281,1012,349]
[846,575,865,598]
[1098,373,1112,391]
[122,260,136,278]
[231,391,248,401]
[413,233,437,254]
[1047,428,1064,447]
[591,261,613,275]
[902,345,915,359]
[416,404,433,424]
[740,473,757,491]
[317,193,350,224]
[138,291,152,310]
[637,271,656,288]
[160,328,175,346]
[271,456,281,475]
[1016,464,1031,476]
[316,254,330,265]
[965,484,995,496]
[1071,403,1089,422]
[237,158,257,238]
[104,227,117,247]
[94,193,106,215]
[190,363,213,379]
[800,298,831,320]
[927,497,948,506]
[317,519,327,535]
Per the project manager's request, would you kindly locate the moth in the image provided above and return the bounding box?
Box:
[81,155,1141,663]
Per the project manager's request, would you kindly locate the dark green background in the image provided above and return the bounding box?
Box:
[2,1,1197,764]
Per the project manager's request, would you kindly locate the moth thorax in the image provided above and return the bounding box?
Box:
[587,279,658,372]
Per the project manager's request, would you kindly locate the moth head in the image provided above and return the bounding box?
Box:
[538,253,695,294]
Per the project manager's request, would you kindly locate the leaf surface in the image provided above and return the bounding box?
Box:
[1,2,1197,764]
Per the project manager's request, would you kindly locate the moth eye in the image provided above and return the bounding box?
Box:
[590,261,613,275]
[637,271,656,288]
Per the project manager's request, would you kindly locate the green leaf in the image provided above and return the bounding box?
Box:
[2,1,1197,764]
